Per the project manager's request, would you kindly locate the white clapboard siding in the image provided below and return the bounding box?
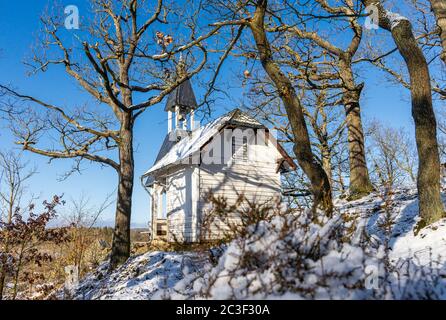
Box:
[150,122,289,243]
[164,166,201,243]
[197,141,283,241]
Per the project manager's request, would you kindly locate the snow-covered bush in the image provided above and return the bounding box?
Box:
[181,193,446,299]
[187,210,380,299]
[70,188,446,300]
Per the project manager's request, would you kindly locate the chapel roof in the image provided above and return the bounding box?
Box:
[142,109,295,180]
[164,79,198,112]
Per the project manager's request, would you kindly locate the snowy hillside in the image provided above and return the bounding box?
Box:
[336,187,446,265]
[68,252,205,300]
[69,187,446,300]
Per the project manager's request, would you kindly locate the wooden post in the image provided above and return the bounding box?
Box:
[168,110,172,133]
[175,106,179,130]
[182,114,187,130]
[190,109,195,130]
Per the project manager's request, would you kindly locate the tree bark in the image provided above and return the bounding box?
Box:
[345,100,373,197]
[12,243,25,300]
[430,0,446,64]
[109,111,134,269]
[339,58,374,198]
[363,0,444,228]
[320,143,333,188]
[397,21,445,228]
[249,0,333,215]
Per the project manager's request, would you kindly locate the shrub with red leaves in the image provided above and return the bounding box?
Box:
[0,195,70,299]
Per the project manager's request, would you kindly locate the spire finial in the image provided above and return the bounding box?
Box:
[176,55,187,79]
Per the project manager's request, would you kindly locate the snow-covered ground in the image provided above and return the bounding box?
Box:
[69,251,206,300]
[69,187,446,300]
[336,187,446,265]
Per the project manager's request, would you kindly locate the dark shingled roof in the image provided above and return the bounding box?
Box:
[226,109,264,128]
[153,134,178,164]
[153,130,190,164]
[164,79,198,112]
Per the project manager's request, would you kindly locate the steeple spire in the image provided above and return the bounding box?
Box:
[165,58,198,133]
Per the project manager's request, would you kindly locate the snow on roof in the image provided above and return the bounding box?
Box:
[143,111,234,177]
[143,109,270,178]
[142,109,298,180]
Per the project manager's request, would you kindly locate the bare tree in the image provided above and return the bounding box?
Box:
[62,193,113,277]
[246,0,333,215]
[248,85,347,197]
[302,88,347,192]
[0,151,36,300]
[0,0,223,268]
[368,122,417,189]
[268,0,373,198]
[362,0,444,229]
[207,1,334,214]
[359,0,445,100]
[209,0,374,206]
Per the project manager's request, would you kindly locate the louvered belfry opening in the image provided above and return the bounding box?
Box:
[165,59,198,133]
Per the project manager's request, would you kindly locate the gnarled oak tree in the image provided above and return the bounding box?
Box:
[362,0,444,228]
[1,0,221,269]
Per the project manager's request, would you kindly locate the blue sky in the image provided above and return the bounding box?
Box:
[0,0,438,227]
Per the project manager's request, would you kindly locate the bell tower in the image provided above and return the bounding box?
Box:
[165,60,198,134]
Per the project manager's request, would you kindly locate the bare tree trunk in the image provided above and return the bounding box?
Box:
[345,100,373,197]
[12,243,25,300]
[397,23,446,228]
[430,0,446,64]
[110,112,134,269]
[339,58,373,198]
[363,0,444,228]
[0,1,214,272]
[249,0,333,215]
[321,143,333,187]
[337,160,346,194]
